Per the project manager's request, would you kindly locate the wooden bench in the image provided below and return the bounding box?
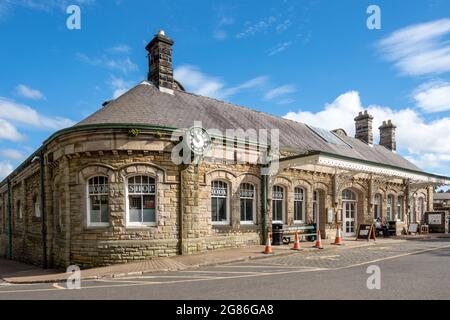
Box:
[282,224,318,244]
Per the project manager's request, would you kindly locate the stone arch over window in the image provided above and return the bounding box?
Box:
[117,163,164,184]
[78,164,116,229]
[206,170,235,227]
[270,176,291,225]
[236,173,260,225]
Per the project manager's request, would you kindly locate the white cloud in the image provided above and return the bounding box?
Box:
[236,16,277,39]
[269,41,293,56]
[378,18,450,76]
[109,76,133,99]
[16,84,45,100]
[413,80,450,113]
[76,53,138,74]
[1,0,95,14]
[0,149,24,160]
[284,91,450,172]
[276,19,292,33]
[174,65,268,100]
[264,85,296,100]
[108,44,131,54]
[0,97,75,130]
[0,119,23,141]
[0,161,13,179]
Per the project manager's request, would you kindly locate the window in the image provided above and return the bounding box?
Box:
[33,195,41,218]
[417,197,425,223]
[342,189,357,201]
[294,187,305,223]
[397,196,404,221]
[313,190,319,224]
[87,176,109,226]
[272,186,284,223]
[211,180,229,224]
[373,194,381,219]
[16,200,22,220]
[240,183,255,224]
[127,176,156,226]
[387,195,394,221]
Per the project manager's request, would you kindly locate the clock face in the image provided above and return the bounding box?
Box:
[186,126,211,155]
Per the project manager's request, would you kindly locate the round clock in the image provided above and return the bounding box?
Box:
[185,126,211,155]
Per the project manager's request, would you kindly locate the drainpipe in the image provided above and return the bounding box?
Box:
[38,153,47,269]
[7,179,12,260]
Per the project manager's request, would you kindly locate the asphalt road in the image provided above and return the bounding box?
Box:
[1,238,449,300]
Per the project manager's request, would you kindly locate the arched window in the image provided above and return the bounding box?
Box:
[272,186,284,223]
[294,187,305,223]
[33,195,41,218]
[373,193,381,219]
[387,195,394,221]
[313,190,319,224]
[127,176,156,226]
[240,183,255,224]
[342,189,357,201]
[211,180,229,225]
[87,176,109,227]
[417,197,425,223]
[397,196,404,221]
[16,200,22,220]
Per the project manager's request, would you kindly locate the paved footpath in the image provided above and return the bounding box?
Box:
[0,236,449,299]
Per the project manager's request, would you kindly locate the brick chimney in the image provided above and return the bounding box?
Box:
[379,120,397,151]
[354,111,374,145]
[145,30,174,93]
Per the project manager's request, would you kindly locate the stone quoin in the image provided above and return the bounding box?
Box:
[0,30,449,269]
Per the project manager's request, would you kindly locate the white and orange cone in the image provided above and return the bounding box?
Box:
[332,225,344,245]
[313,229,324,249]
[291,230,302,251]
[263,230,273,255]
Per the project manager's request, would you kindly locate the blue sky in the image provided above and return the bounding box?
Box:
[0,0,449,182]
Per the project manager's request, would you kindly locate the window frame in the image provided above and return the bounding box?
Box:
[211,180,230,226]
[386,195,394,221]
[239,183,255,225]
[373,193,381,219]
[86,176,110,228]
[17,200,22,220]
[125,175,157,228]
[272,185,285,224]
[397,196,404,222]
[33,194,41,218]
[293,187,305,224]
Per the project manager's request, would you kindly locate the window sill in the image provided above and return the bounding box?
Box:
[126,224,157,229]
[86,224,110,229]
[240,221,255,225]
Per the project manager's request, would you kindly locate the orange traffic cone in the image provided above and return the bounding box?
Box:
[292,230,302,251]
[332,225,344,245]
[313,229,324,249]
[263,230,273,254]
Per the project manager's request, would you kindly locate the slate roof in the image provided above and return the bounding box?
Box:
[77,81,422,172]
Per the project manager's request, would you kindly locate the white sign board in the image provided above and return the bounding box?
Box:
[428,214,442,225]
[408,223,419,233]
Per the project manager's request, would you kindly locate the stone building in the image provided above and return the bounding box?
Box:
[1,30,449,268]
